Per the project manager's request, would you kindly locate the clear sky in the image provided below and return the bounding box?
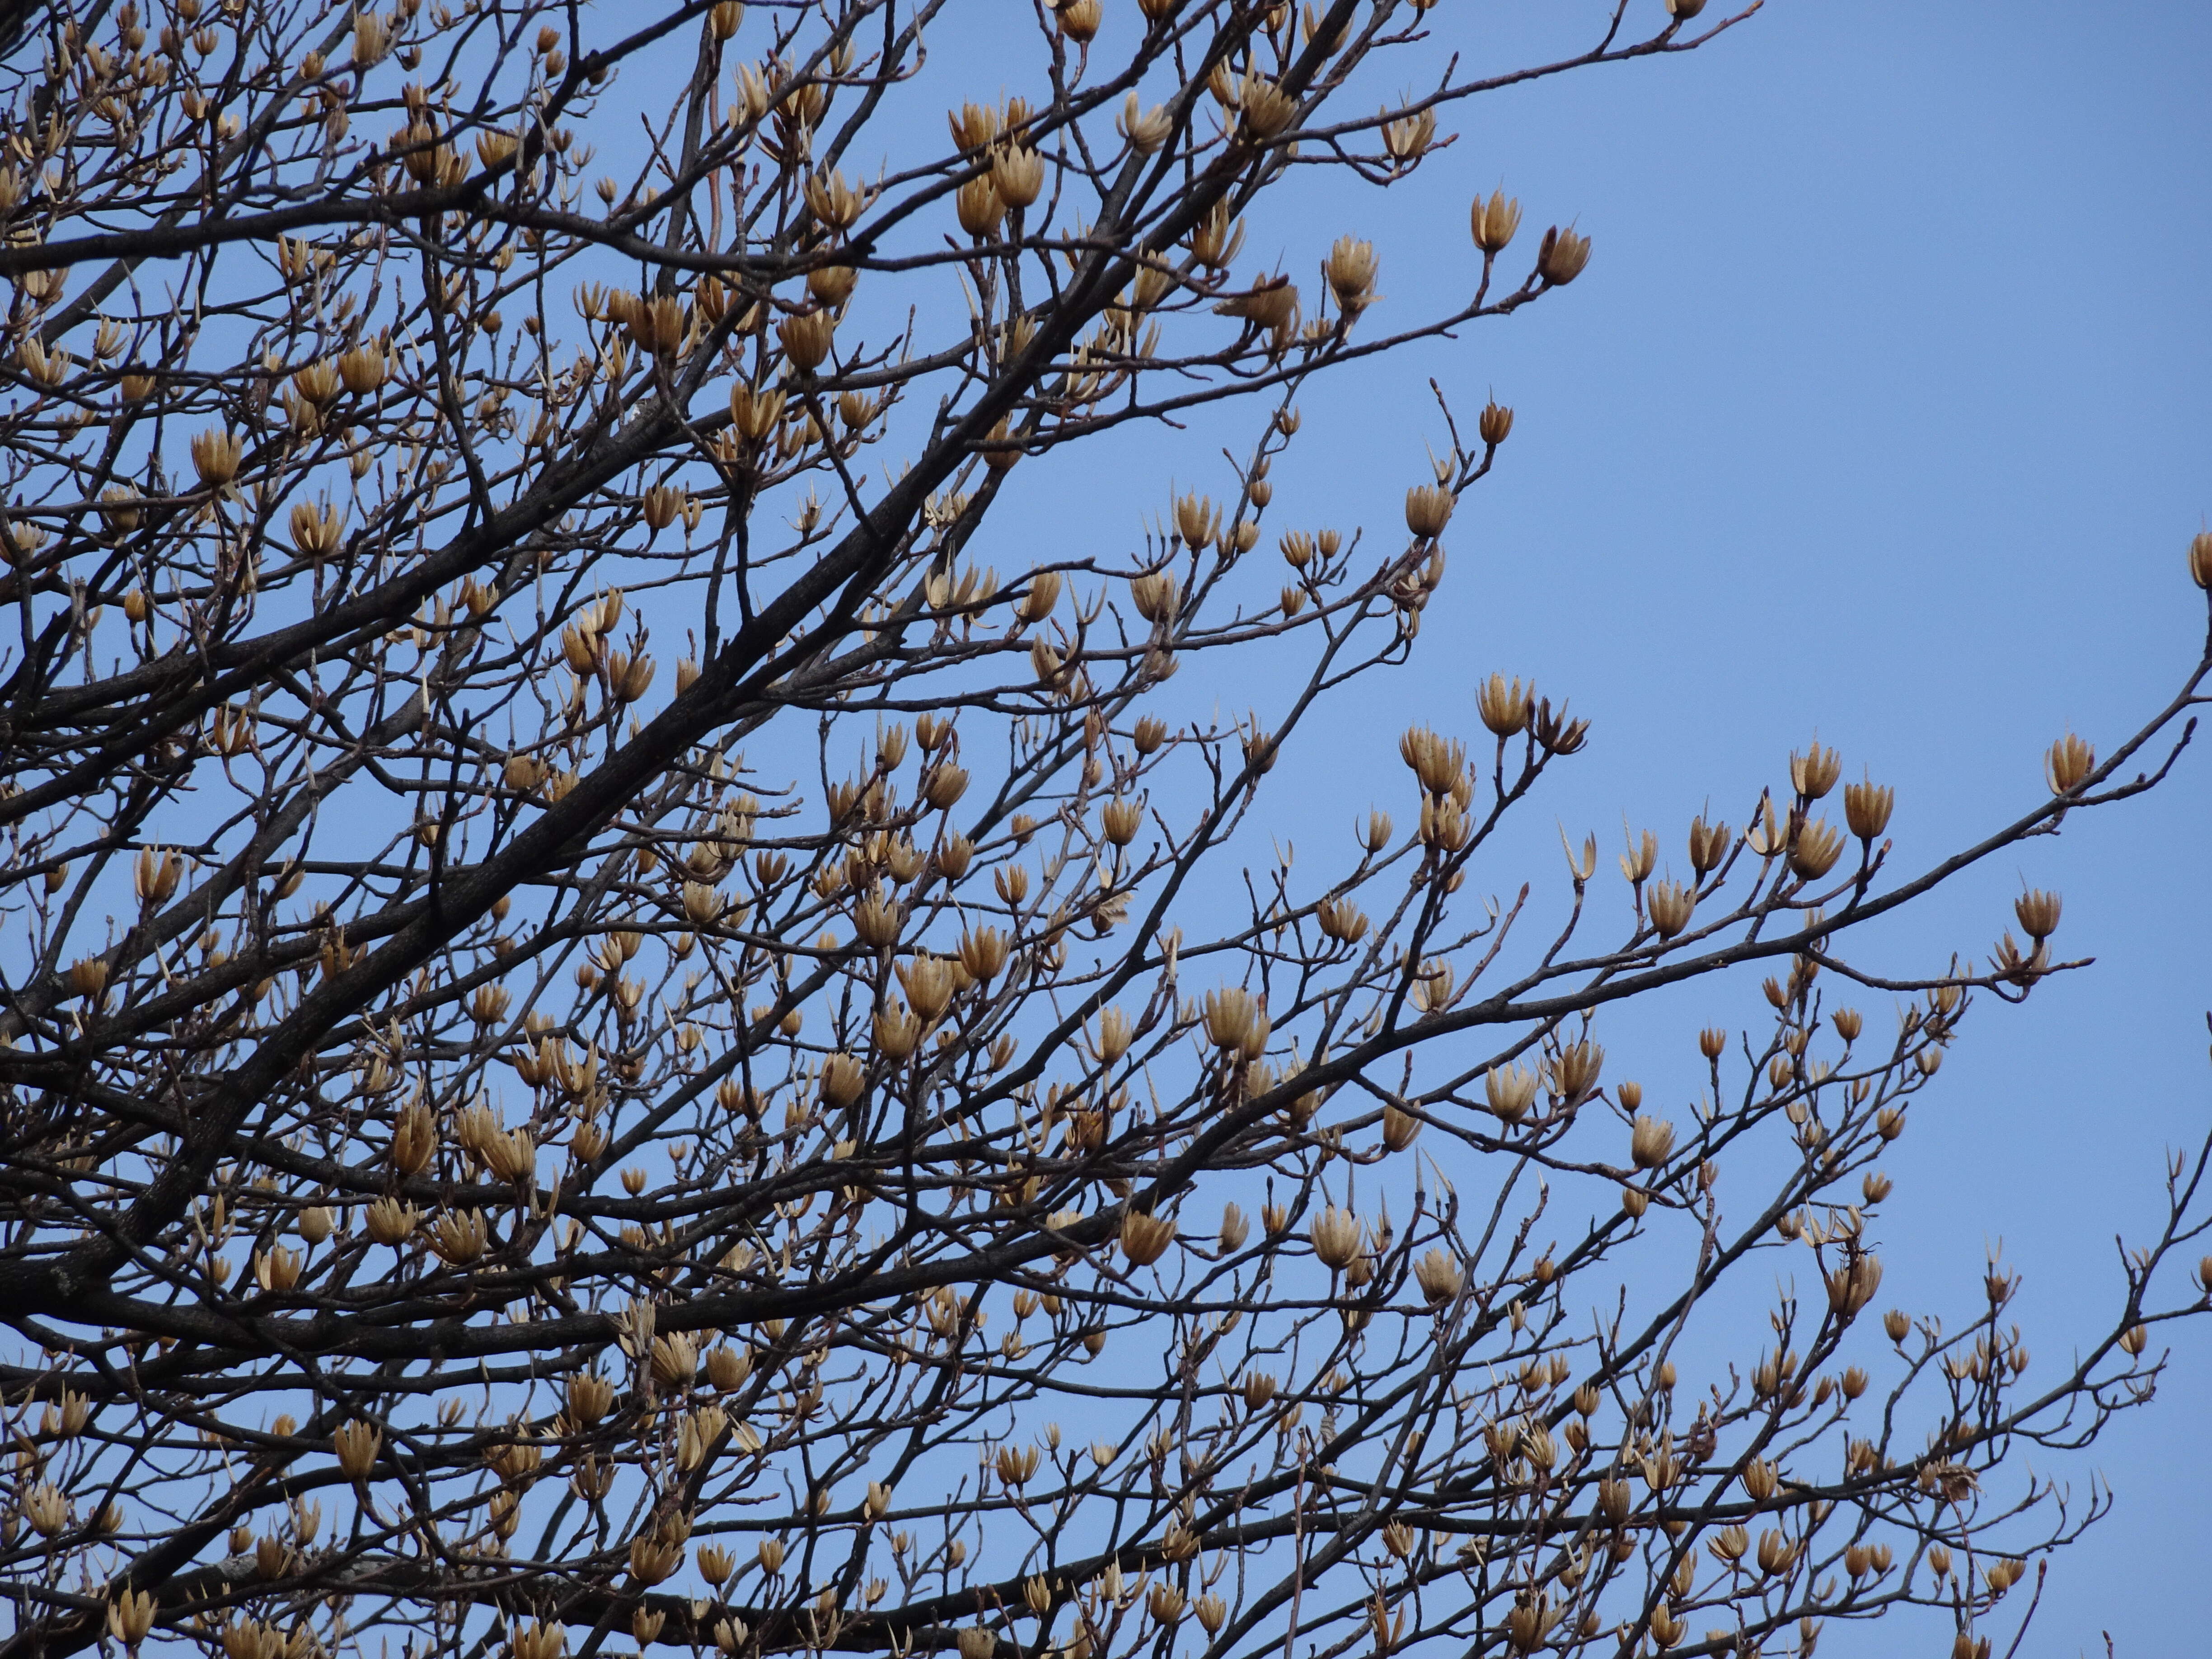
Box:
[940,3,2212,1651]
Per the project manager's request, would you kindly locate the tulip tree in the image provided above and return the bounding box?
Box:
[0,5,2208,1659]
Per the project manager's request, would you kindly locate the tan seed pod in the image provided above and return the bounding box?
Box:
[134,845,184,905]
[390,1097,436,1176]
[1016,568,1061,623]
[628,1533,684,1585]
[1844,774,1893,839]
[1413,1247,1462,1305]
[1397,726,1465,796]
[1549,1040,1603,1102]
[2014,887,2062,939]
[1310,1205,1360,1270]
[650,1331,700,1388]
[804,167,867,231]
[1647,879,1696,939]
[1129,569,1178,623]
[1790,742,1842,800]
[992,145,1045,209]
[1825,1251,1883,1318]
[778,308,836,372]
[873,1003,921,1061]
[1101,796,1144,846]
[107,1589,156,1650]
[1201,987,1268,1057]
[936,834,975,879]
[1629,1115,1674,1170]
[338,342,388,394]
[333,1420,381,1480]
[1535,225,1592,286]
[821,1052,866,1107]
[190,427,243,487]
[1056,0,1101,41]
[956,175,1005,237]
[1315,896,1369,943]
[980,417,1022,474]
[1687,814,1731,876]
[422,1207,483,1267]
[1405,483,1453,539]
[1118,92,1172,154]
[1323,235,1378,312]
[1380,107,1433,164]
[1471,189,1521,253]
[1788,820,1846,880]
[1485,1064,1537,1122]
[1477,673,1530,736]
[2045,731,2095,795]
[1120,1210,1176,1266]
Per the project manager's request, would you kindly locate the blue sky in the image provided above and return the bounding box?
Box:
[944,3,2212,1650]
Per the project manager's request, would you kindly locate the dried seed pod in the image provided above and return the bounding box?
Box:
[1315,896,1368,942]
[333,1420,382,1480]
[1323,236,1378,312]
[1788,820,1846,881]
[2014,888,2062,940]
[338,342,388,394]
[1310,1205,1360,1270]
[1057,0,1101,42]
[1397,726,1465,795]
[2045,731,2095,795]
[1404,484,1453,539]
[428,1207,487,1266]
[1477,673,1530,736]
[956,175,1006,237]
[1535,225,1592,285]
[1485,1064,1537,1122]
[365,1197,417,1246]
[390,1096,436,1176]
[1016,568,1061,623]
[1629,1115,1674,1170]
[1201,987,1268,1057]
[1129,569,1178,623]
[1790,741,1842,800]
[1825,1252,1884,1318]
[1100,796,1144,845]
[1647,879,1695,938]
[993,146,1045,209]
[821,1053,866,1107]
[1120,1210,1176,1266]
[778,308,836,372]
[107,1590,156,1650]
[1381,1103,1420,1152]
[1844,775,1893,839]
[650,1331,699,1388]
[1218,1202,1249,1252]
[190,427,242,487]
[134,845,184,905]
[1549,1040,1603,1102]
[1413,1247,1462,1305]
[1471,189,1521,253]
